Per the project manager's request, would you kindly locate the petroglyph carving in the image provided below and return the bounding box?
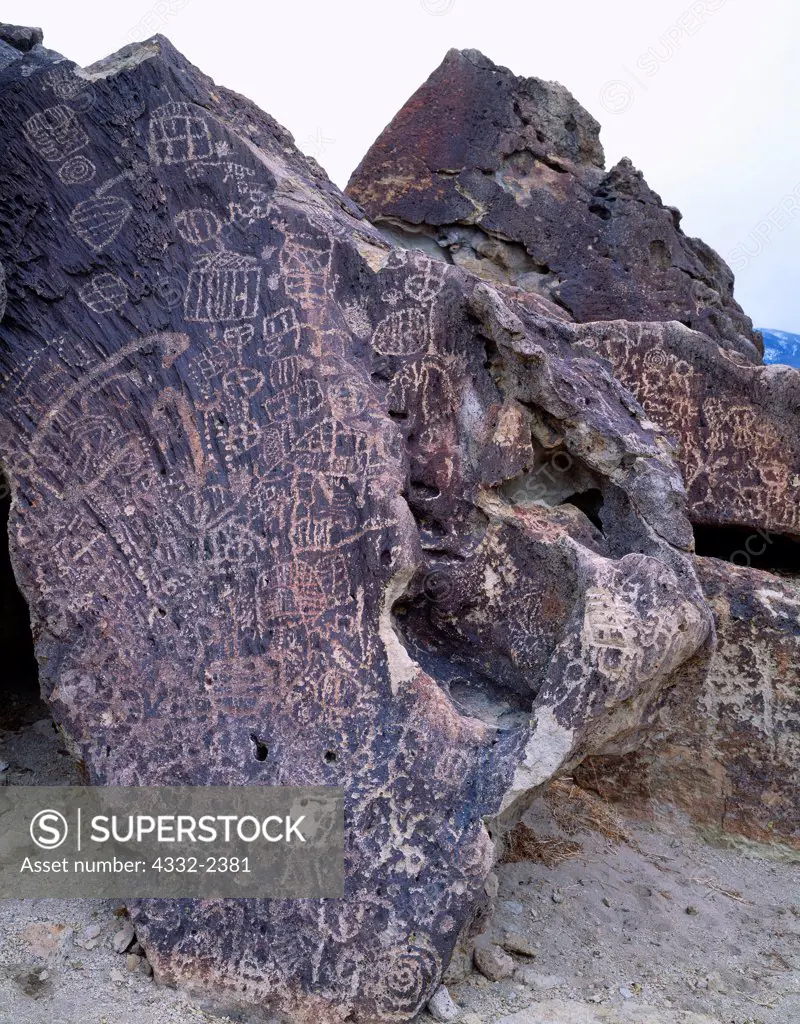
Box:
[562,321,800,533]
[261,306,302,355]
[341,300,372,339]
[373,308,428,356]
[42,64,91,102]
[69,176,134,251]
[184,250,262,322]
[281,232,333,306]
[403,257,448,304]
[78,272,128,313]
[148,101,216,166]
[0,33,725,1024]
[23,104,88,161]
[346,48,757,357]
[368,939,442,1021]
[175,207,224,244]
[229,181,273,226]
[70,194,132,250]
[57,153,96,185]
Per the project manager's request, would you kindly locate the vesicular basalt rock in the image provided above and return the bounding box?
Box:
[347,49,800,539]
[0,29,711,1022]
[347,48,759,361]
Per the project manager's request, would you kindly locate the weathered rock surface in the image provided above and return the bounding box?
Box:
[347,49,800,538]
[576,556,800,850]
[347,48,759,361]
[345,49,800,853]
[0,28,713,1023]
[0,22,61,70]
[573,322,800,538]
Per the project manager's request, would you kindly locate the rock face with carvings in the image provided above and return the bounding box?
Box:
[575,557,800,851]
[345,47,800,851]
[572,322,800,538]
[347,48,759,361]
[347,48,800,539]
[0,28,713,1023]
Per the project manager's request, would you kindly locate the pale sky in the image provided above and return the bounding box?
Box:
[5,0,799,332]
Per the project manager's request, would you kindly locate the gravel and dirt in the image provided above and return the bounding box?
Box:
[1,713,798,1024]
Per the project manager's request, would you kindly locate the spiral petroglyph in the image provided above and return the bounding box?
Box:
[368,939,442,1020]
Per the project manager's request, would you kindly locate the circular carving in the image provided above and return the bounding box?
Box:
[57,155,96,185]
[368,938,441,1021]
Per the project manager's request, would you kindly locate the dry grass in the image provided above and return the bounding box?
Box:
[545,778,633,845]
[501,822,582,867]
[501,778,636,867]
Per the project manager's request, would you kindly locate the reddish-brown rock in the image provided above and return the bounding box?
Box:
[0,29,713,1022]
[571,320,800,538]
[346,49,800,540]
[347,48,759,361]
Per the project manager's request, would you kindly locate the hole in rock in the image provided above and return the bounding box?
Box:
[501,448,601,511]
[0,477,42,731]
[250,734,269,762]
[561,488,605,533]
[693,523,800,575]
[324,750,338,764]
[589,202,612,221]
[648,238,672,269]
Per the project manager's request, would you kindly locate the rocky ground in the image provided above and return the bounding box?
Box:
[444,784,800,1024]
[1,712,797,1024]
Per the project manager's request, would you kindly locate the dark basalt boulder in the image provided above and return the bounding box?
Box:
[346,48,800,542]
[0,21,61,70]
[346,48,760,362]
[0,31,712,1023]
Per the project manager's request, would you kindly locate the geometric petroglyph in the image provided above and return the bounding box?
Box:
[23,105,89,162]
[148,102,216,166]
[403,259,448,305]
[78,273,128,314]
[0,39,725,1024]
[57,154,96,185]
[372,308,428,356]
[184,251,262,322]
[341,300,372,340]
[581,586,640,680]
[281,233,333,305]
[223,323,256,358]
[175,208,224,245]
[219,161,255,183]
[229,182,272,226]
[368,939,442,1021]
[70,193,133,251]
[261,307,302,355]
[41,64,92,102]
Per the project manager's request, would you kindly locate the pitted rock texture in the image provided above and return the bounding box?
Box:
[346,49,800,538]
[346,48,759,362]
[0,31,711,1022]
[572,321,800,537]
[575,557,800,850]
